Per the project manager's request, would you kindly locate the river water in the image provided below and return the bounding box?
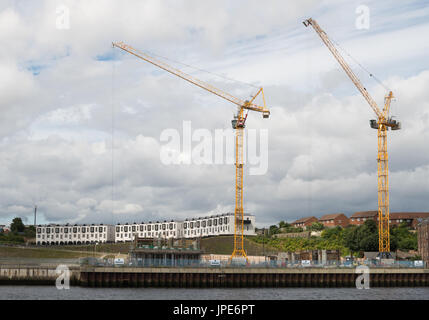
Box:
[0,286,428,300]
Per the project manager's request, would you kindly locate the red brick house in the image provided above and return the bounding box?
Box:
[349,211,378,226]
[349,211,429,229]
[390,212,429,229]
[319,213,349,228]
[291,216,318,230]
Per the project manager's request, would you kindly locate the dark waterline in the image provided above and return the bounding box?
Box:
[1,286,428,300]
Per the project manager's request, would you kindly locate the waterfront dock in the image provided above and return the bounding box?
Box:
[79,267,429,288]
[2,265,427,287]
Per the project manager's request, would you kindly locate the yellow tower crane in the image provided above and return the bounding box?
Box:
[303,18,401,257]
[112,41,270,261]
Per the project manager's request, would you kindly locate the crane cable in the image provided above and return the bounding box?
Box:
[329,35,391,92]
[126,46,259,116]
[329,36,399,117]
[128,47,260,90]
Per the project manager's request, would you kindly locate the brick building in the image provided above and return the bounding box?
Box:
[319,213,349,228]
[390,212,429,229]
[417,219,429,266]
[291,216,318,230]
[350,211,429,229]
[349,211,378,226]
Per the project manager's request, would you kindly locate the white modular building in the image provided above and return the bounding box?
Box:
[114,220,180,242]
[36,213,256,245]
[36,224,115,245]
[180,213,256,239]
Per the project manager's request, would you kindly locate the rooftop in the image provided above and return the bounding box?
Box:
[292,216,317,224]
[319,213,347,221]
[350,211,378,218]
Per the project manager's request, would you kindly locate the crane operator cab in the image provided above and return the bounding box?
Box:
[231,115,245,129]
[369,118,401,130]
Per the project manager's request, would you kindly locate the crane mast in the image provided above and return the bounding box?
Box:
[112,41,269,261]
[303,19,401,256]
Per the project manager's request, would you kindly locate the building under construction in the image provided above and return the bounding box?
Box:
[129,237,202,267]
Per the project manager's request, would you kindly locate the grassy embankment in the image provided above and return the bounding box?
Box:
[0,246,104,259]
[200,236,279,255]
[0,236,279,259]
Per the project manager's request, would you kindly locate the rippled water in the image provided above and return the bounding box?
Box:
[1,286,428,300]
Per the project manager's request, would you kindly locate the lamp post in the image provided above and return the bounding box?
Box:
[94,242,98,260]
[263,227,266,263]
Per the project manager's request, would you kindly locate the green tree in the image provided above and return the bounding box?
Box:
[24,225,36,238]
[390,222,417,251]
[343,226,360,255]
[358,220,379,251]
[308,222,324,231]
[11,217,25,233]
[269,224,280,236]
[278,221,289,229]
[322,226,342,240]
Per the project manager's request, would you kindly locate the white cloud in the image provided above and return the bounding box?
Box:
[0,0,428,227]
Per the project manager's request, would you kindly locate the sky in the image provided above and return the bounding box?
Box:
[0,0,428,227]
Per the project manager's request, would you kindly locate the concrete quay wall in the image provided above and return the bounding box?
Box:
[1,265,427,287]
[79,267,429,288]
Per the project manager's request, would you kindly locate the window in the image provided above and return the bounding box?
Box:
[196,221,200,228]
[208,220,212,227]
[184,223,187,229]
[132,226,136,232]
[90,227,94,233]
[148,225,152,231]
[213,219,218,226]
[82,227,86,233]
[37,228,41,233]
[155,225,159,231]
[190,222,194,229]
[224,217,228,224]
[116,226,120,232]
[64,228,68,234]
[162,224,166,230]
[55,228,59,233]
[140,225,144,231]
[73,227,77,233]
[219,218,222,225]
[202,221,206,228]
[124,226,128,232]
[169,223,173,230]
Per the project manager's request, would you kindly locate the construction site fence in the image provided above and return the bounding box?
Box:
[0,258,425,269]
[84,258,425,269]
